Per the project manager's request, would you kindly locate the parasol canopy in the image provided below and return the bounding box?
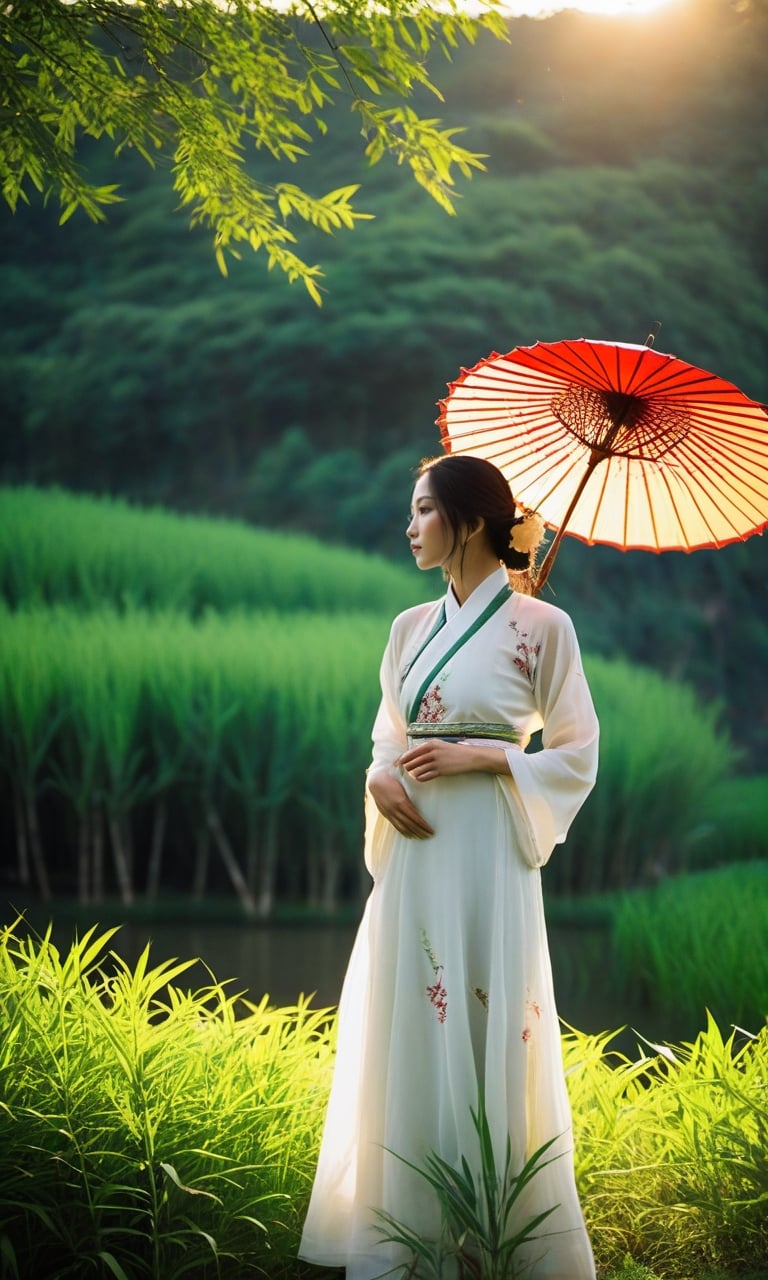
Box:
[437,337,768,589]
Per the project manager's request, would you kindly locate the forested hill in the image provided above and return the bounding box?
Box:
[2,0,766,502]
[1,0,767,763]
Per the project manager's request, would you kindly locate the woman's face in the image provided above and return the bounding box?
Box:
[406,475,455,571]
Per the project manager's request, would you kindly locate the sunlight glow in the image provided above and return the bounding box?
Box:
[488,0,676,14]
[455,0,675,16]
[282,1,680,19]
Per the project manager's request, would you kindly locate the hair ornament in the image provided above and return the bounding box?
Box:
[508,508,545,556]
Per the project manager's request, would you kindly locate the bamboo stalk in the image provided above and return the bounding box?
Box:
[256,810,279,920]
[205,803,257,917]
[245,819,259,896]
[108,813,134,907]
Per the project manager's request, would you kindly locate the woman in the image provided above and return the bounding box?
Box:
[299,455,599,1279]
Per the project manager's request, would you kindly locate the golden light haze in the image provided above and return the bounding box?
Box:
[477,0,678,15]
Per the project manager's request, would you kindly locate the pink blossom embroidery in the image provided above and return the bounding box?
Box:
[427,971,448,1024]
[421,929,447,1023]
[417,682,447,723]
[508,620,540,683]
[522,994,541,1044]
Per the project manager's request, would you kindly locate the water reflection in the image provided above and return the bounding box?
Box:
[109,918,676,1053]
[116,920,357,1009]
[9,908,680,1052]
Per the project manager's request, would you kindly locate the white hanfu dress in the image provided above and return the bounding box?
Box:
[299,566,599,1280]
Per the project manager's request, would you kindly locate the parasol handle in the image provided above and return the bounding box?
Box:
[534,453,603,595]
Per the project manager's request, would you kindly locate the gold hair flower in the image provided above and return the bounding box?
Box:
[508,510,545,555]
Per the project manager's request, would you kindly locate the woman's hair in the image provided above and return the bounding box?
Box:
[417,454,538,572]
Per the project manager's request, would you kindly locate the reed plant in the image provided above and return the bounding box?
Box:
[610,862,768,1031]
[0,486,425,617]
[0,917,337,1279]
[374,1098,560,1280]
[0,610,61,901]
[0,604,387,910]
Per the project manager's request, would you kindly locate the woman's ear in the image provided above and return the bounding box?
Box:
[460,512,486,547]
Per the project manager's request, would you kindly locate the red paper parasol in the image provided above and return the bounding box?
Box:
[438,337,768,590]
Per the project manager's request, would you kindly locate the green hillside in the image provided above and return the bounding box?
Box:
[0,486,429,616]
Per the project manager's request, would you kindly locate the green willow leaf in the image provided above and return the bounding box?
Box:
[1,0,504,297]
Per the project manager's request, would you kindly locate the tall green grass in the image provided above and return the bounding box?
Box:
[0,486,426,616]
[697,775,768,866]
[1,921,766,1279]
[610,862,768,1031]
[0,918,336,1279]
[548,655,738,895]
[566,1017,768,1276]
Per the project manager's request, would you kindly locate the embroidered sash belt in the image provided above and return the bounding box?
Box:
[407,721,520,745]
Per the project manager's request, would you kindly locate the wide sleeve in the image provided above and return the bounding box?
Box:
[362,617,411,878]
[366,620,409,784]
[501,610,599,869]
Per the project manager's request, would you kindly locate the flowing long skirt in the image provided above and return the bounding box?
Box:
[299,772,595,1280]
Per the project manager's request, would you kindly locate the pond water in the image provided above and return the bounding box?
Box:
[7,903,685,1055]
[101,916,681,1055]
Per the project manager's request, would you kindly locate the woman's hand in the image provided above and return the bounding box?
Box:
[367,770,435,839]
[397,740,511,782]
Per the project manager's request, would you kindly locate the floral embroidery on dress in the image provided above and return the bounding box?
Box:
[421,929,447,1023]
[473,987,489,1011]
[508,620,540,684]
[417,682,447,724]
[522,994,542,1044]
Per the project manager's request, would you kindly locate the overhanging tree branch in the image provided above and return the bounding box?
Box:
[0,0,507,300]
